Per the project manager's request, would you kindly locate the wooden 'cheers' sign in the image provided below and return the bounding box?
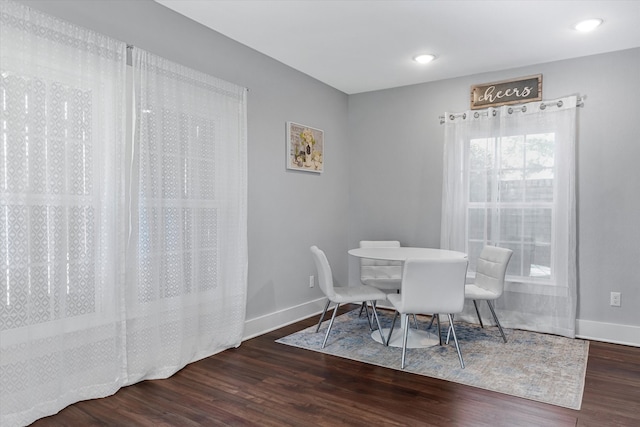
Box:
[470,74,542,109]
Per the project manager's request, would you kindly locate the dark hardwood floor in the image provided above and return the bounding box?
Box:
[32,305,640,426]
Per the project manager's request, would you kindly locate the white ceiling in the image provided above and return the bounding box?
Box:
[155,0,640,94]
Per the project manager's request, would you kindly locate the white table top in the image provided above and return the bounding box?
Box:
[348,247,467,261]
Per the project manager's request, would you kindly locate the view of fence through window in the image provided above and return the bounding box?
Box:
[467,132,554,281]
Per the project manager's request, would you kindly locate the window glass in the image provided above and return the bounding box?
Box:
[467,132,555,281]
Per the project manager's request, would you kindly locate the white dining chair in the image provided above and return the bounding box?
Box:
[357,240,403,319]
[359,240,403,291]
[386,258,469,369]
[310,246,387,348]
[465,245,513,343]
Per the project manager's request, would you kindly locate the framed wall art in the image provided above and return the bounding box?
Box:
[286,121,324,173]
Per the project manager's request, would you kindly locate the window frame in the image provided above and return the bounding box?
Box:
[465,129,559,286]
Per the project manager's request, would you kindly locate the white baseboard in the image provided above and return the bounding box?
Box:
[243,301,640,348]
[242,297,328,341]
[576,319,640,347]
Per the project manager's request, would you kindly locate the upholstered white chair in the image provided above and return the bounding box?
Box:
[386,258,468,369]
[357,240,403,320]
[359,240,403,291]
[465,245,513,343]
[310,246,387,348]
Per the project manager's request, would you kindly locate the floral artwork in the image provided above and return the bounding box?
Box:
[286,122,324,173]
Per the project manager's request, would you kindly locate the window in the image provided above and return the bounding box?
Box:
[467,132,555,282]
[1,50,122,331]
[136,105,219,302]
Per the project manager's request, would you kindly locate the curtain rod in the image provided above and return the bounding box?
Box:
[439,96,585,125]
[124,44,249,92]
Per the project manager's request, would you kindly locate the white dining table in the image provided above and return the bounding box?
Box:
[348,246,467,349]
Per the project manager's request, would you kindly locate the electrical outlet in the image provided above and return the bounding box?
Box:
[610,292,621,307]
[309,275,314,288]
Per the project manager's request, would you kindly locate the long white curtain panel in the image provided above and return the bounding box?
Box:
[0,2,128,425]
[441,96,578,338]
[0,2,248,426]
[127,47,248,384]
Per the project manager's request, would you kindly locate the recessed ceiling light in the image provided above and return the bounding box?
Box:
[413,54,436,64]
[574,18,603,32]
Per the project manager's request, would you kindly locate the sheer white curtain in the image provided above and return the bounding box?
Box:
[1,2,248,426]
[126,48,248,383]
[441,96,578,338]
[1,2,127,425]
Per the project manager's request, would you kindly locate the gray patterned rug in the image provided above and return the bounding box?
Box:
[276,309,589,410]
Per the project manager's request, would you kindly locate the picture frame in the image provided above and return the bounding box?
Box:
[286,121,324,173]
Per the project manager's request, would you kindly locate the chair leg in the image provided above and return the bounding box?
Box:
[315,299,331,333]
[426,315,436,330]
[401,314,410,369]
[412,314,419,328]
[436,314,443,346]
[486,300,507,343]
[386,310,399,346]
[358,301,366,317]
[370,301,386,344]
[363,302,374,331]
[445,314,454,345]
[447,314,465,369]
[321,303,340,348]
[473,300,484,328]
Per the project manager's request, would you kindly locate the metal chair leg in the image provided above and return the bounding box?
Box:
[321,303,340,348]
[426,315,436,330]
[473,300,484,328]
[411,314,419,328]
[315,299,331,333]
[447,314,465,369]
[386,310,399,346]
[436,314,443,346]
[486,300,507,343]
[363,302,374,331]
[401,314,409,369]
[370,302,386,344]
[445,314,454,345]
[358,301,366,317]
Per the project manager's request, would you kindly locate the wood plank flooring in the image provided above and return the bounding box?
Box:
[31,305,640,426]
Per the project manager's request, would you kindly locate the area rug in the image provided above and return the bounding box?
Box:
[276,309,589,410]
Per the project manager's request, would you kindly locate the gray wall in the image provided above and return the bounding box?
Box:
[19,0,350,321]
[348,48,640,329]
